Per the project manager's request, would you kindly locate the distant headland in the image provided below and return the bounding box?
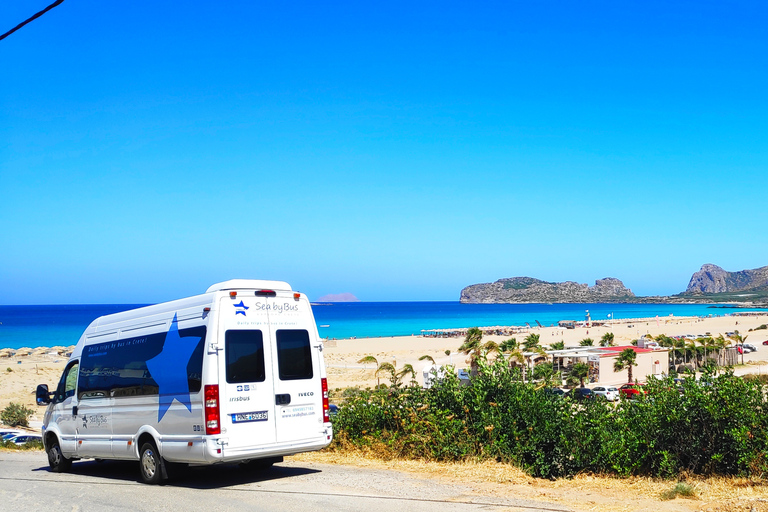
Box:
[460,264,768,305]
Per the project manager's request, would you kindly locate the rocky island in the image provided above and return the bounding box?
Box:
[460,264,768,304]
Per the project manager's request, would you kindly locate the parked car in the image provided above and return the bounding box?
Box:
[744,343,758,352]
[570,388,595,401]
[592,386,619,401]
[4,434,42,445]
[0,429,23,438]
[619,383,646,399]
[543,387,566,398]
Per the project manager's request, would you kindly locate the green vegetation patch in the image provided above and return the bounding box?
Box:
[330,362,768,479]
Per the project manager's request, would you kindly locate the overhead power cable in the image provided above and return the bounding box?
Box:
[0,0,66,41]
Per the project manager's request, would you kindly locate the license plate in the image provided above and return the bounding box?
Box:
[232,410,268,423]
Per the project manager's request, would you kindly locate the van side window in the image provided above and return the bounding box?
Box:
[225,330,266,383]
[78,325,206,400]
[54,361,79,403]
[276,330,313,381]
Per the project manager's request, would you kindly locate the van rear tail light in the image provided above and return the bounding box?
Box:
[204,385,221,435]
[321,378,330,423]
[293,293,301,300]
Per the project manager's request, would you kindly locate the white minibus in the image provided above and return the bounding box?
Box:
[39,280,333,483]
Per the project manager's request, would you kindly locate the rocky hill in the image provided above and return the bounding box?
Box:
[460,277,635,304]
[685,264,768,294]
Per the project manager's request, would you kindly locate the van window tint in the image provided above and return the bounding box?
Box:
[78,324,206,400]
[276,330,313,380]
[54,361,80,403]
[225,330,266,383]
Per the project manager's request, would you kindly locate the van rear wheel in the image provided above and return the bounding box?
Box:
[47,438,72,473]
[139,442,163,484]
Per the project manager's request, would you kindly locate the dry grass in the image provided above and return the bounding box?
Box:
[291,449,768,512]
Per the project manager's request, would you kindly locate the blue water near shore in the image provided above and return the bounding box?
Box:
[1,302,767,350]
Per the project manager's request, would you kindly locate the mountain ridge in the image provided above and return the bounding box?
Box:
[460,264,768,304]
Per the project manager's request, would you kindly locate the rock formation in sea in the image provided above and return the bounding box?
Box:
[460,277,635,304]
[685,264,768,294]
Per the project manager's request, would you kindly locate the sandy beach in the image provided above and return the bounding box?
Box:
[2,312,768,429]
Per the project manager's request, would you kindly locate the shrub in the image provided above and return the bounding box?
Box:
[660,482,697,500]
[1,402,34,427]
[331,362,768,479]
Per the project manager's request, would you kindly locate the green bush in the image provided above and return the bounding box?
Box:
[331,360,768,479]
[1,402,34,427]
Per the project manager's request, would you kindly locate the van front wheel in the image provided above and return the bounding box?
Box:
[139,442,163,485]
[47,438,72,473]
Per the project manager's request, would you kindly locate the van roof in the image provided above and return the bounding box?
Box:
[206,279,293,293]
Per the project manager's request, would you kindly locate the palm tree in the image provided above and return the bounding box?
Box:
[685,339,698,369]
[697,337,711,366]
[357,355,378,367]
[418,354,436,366]
[459,327,484,376]
[499,338,518,353]
[570,361,590,387]
[396,364,417,386]
[614,348,638,383]
[728,332,748,365]
[358,355,380,386]
[523,333,541,352]
[711,335,728,367]
[375,362,397,387]
[579,338,594,347]
[600,332,615,347]
[550,340,565,350]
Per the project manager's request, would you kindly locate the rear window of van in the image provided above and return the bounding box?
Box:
[276,330,313,380]
[226,330,266,383]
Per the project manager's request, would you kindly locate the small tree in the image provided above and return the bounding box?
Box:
[600,332,615,347]
[523,333,541,351]
[550,340,565,350]
[579,338,594,347]
[570,362,590,387]
[358,355,380,386]
[614,348,638,383]
[396,364,417,387]
[1,402,33,427]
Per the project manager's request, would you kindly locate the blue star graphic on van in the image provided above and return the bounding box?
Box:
[146,314,202,422]
[234,300,248,316]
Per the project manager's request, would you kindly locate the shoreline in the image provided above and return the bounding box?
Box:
[2,312,768,424]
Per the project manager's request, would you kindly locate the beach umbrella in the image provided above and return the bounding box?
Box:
[0,348,14,357]
[15,347,33,356]
[50,346,67,355]
[32,347,50,355]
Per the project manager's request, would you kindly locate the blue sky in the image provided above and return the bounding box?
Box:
[1,1,767,304]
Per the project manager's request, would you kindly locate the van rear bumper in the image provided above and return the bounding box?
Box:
[203,425,333,464]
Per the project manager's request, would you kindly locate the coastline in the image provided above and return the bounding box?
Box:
[2,312,768,426]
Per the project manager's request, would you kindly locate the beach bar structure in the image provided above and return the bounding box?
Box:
[544,346,670,386]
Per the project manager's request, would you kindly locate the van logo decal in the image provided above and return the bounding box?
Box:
[233,301,249,316]
[146,314,203,422]
[298,392,314,397]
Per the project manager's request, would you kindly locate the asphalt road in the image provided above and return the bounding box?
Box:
[0,451,571,512]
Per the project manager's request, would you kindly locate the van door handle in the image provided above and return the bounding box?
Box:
[72,406,78,416]
[275,394,291,406]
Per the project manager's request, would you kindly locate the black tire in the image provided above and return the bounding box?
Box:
[139,441,163,485]
[47,438,72,473]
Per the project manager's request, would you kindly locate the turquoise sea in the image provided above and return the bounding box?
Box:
[1,302,767,350]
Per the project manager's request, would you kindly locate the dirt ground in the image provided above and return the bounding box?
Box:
[291,451,768,512]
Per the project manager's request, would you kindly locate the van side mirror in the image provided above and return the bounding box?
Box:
[36,384,52,405]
